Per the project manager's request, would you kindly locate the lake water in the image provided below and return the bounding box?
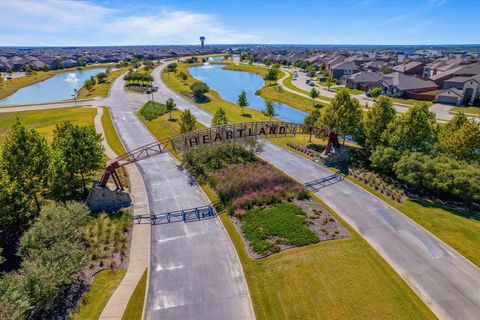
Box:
[189,64,306,123]
[0,68,106,106]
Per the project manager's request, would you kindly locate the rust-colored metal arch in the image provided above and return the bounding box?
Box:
[100,121,338,189]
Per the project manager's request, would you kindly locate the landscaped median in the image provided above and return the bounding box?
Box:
[136,100,435,319]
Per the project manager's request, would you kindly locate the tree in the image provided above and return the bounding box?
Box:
[84,79,93,93]
[309,88,319,106]
[369,146,401,174]
[302,109,321,142]
[52,122,104,197]
[382,103,436,153]
[262,100,278,122]
[0,121,50,215]
[319,61,327,72]
[325,74,335,90]
[237,90,249,116]
[179,109,197,133]
[361,96,396,151]
[305,65,316,77]
[190,81,209,102]
[166,63,177,73]
[95,72,108,83]
[179,71,188,83]
[211,107,228,126]
[437,117,480,162]
[89,76,96,86]
[320,89,362,141]
[370,87,382,101]
[0,75,4,86]
[264,68,279,85]
[165,97,176,120]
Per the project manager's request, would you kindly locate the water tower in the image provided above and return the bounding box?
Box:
[200,36,205,48]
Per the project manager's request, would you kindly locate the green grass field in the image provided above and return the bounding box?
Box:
[101,107,127,156]
[332,86,365,95]
[77,67,128,99]
[71,268,127,320]
[122,269,147,320]
[0,106,97,143]
[219,205,435,320]
[451,105,480,115]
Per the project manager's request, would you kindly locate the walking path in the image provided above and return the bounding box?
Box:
[155,63,480,320]
[92,106,151,320]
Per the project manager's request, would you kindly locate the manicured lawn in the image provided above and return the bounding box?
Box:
[0,106,96,143]
[71,268,127,320]
[139,101,167,121]
[451,106,480,115]
[77,67,128,98]
[218,207,435,320]
[273,135,480,268]
[332,86,365,95]
[101,107,127,156]
[241,203,318,255]
[161,63,270,123]
[183,143,436,320]
[122,269,147,320]
[0,64,114,100]
[283,74,333,102]
[385,96,433,107]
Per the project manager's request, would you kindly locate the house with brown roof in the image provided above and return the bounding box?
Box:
[436,74,480,105]
[346,71,383,91]
[378,72,438,98]
[329,61,360,79]
[392,61,424,76]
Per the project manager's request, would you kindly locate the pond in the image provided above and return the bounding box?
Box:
[0,68,106,106]
[188,64,306,123]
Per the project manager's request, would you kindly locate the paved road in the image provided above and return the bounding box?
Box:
[106,72,254,320]
[0,98,105,113]
[156,64,480,320]
[259,142,480,320]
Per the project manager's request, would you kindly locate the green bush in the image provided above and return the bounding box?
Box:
[140,101,167,121]
[240,203,319,256]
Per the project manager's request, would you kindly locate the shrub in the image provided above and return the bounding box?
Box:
[140,101,167,121]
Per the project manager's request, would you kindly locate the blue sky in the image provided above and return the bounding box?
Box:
[0,0,478,46]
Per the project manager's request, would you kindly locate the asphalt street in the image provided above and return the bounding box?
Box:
[106,72,254,320]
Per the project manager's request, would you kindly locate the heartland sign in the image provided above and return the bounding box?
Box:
[170,121,335,152]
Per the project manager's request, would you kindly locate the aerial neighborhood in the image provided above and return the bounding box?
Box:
[2,45,478,107]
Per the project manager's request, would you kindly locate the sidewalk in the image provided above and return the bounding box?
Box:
[93,107,151,320]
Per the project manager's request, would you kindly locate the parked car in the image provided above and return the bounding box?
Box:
[308,82,314,86]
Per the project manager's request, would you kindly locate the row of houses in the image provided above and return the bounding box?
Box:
[0,46,222,72]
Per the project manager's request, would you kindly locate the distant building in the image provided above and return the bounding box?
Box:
[200,36,205,48]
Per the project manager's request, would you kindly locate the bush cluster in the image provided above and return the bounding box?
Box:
[241,203,318,255]
[140,101,167,121]
[214,162,308,213]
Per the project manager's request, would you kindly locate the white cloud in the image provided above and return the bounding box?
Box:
[0,0,260,45]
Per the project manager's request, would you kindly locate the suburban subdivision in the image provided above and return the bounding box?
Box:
[1,1,479,320]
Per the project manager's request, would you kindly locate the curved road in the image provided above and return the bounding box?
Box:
[154,61,480,320]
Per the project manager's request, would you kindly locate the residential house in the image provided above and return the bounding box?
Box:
[436,74,480,105]
[378,72,438,98]
[346,71,383,91]
[329,61,360,79]
[392,61,424,76]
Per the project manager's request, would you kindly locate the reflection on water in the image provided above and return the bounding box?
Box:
[189,64,306,123]
[0,68,105,106]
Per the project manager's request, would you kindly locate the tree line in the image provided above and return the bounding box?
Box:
[304,90,480,204]
[0,121,104,318]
